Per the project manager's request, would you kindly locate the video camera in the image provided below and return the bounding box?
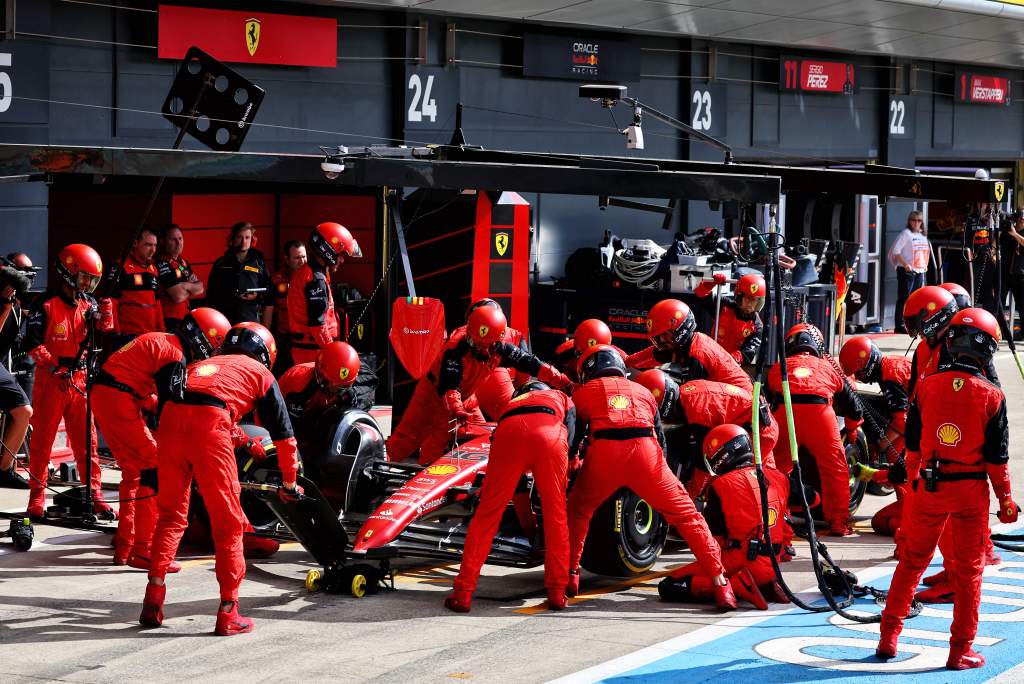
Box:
[0,254,37,297]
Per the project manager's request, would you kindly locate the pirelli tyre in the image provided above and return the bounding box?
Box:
[798,432,869,522]
[580,488,668,577]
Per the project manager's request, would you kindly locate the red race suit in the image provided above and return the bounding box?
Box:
[454,389,573,594]
[626,332,753,391]
[148,354,298,601]
[93,332,186,560]
[881,359,1010,655]
[110,256,164,336]
[566,376,723,578]
[456,324,529,420]
[288,261,338,365]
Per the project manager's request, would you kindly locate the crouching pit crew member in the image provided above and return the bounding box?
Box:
[141,322,300,636]
[276,341,361,436]
[93,307,231,568]
[25,244,115,518]
[565,345,733,610]
[386,305,570,465]
[876,308,1017,671]
[659,424,792,609]
[446,380,573,613]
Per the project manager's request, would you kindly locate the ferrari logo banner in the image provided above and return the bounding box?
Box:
[495,232,509,257]
[245,18,261,57]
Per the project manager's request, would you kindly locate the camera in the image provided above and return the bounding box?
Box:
[321,160,346,180]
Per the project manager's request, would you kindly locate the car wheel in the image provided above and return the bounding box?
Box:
[580,488,668,577]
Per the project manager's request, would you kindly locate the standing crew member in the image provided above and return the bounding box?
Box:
[25,244,115,518]
[694,272,766,365]
[140,322,300,636]
[626,299,752,391]
[266,240,306,374]
[93,307,231,568]
[155,224,204,331]
[206,222,272,325]
[565,345,733,610]
[767,324,864,537]
[0,254,35,488]
[288,222,361,365]
[659,424,792,609]
[109,227,163,341]
[277,341,360,438]
[877,308,1016,670]
[386,306,570,465]
[445,381,573,613]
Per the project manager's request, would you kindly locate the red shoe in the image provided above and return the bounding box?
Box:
[713,581,738,612]
[26,488,45,520]
[915,583,955,604]
[113,545,130,566]
[243,535,280,559]
[127,554,181,574]
[947,644,985,670]
[876,615,900,659]
[566,569,580,598]
[444,589,472,613]
[922,569,947,586]
[214,602,254,636]
[730,569,768,610]
[985,545,1001,567]
[93,499,118,521]
[547,589,567,611]
[139,583,166,627]
[760,580,791,605]
[827,519,855,537]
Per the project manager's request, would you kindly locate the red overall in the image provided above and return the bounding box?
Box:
[288,261,337,364]
[768,353,862,526]
[26,292,104,510]
[148,354,298,601]
[869,356,911,536]
[94,332,186,559]
[454,389,572,594]
[111,256,164,335]
[387,330,563,465]
[672,466,790,587]
[881,362,1009,654]
[271,268,292,337]
[566,376,723,577]
[677,379,779,471]
[626,332,753,391]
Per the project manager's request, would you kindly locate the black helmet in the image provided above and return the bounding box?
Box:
[578,344,627,383]
[945,308,1000,365]
[512,380,550,399]
[220,322,277,370]
[702,424,754,476]
[785,323,825,357]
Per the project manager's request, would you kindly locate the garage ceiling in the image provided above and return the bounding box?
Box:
[315,0,1024,68]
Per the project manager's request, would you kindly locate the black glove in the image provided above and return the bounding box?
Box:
[887,458,908,485]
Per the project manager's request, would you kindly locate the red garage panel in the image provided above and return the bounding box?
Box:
[172,193,277,283]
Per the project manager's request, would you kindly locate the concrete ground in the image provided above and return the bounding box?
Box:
[2,333,1023,683]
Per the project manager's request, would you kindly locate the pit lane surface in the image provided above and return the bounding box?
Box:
[2,334,1024,683]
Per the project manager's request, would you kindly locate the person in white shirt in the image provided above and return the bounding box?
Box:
[890,211,931,333]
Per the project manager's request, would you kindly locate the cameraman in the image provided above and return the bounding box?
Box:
[0,252,35,488]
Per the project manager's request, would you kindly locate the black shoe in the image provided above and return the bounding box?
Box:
[0,466,29,489]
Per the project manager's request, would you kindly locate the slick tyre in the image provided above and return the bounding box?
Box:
[580,488,667,577]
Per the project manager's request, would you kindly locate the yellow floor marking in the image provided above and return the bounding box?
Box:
[514,565,685,615]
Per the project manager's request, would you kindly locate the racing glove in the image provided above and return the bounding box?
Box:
[854,462,879,483]
[986,462,1018,524]
[999,497,1020,525]
[694,273,728,298]
[537,364,572,391]
[443,390,474,426]
[273,436,300,484]
[29,345,58,373]
[278,482,304,504]
[886,457,908,485]
[314,326,334,346]
[140,393,159,417]
[96,298,115,333]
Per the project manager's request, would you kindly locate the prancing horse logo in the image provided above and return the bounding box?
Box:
[495,232,509,257]
[245,18,261,57]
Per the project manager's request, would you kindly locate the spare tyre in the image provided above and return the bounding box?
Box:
[580,488,668,577]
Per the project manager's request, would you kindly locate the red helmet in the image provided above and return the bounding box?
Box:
[316,342,361,393]
[702,424,754,475]
[939,282,971,310]
[467,306,507,351]
[310,222,361,267]
[838,336,881,381]
[735,273,767,312]
[56,244,103,293]
[573,319,612,355]
[221,321,277,369]
[578,344,626,383]
[177,307,232,361]
[946,307,1000,364]
[635,369,679,419]
[903,286,957,342]
[465,298,499,321]
[646,299,697,351]
[785,323,825,357]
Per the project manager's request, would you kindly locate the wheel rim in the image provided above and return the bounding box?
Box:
[621,495,661,569]
[351,574,367,598]
[633,499,654,536]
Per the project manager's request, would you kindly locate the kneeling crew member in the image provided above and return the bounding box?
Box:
[94,307,231,568]
[446,381,573,613]
[141,322,300,636]
[768,324,864,537]
[694,272,765,365]
[386,306,570,465]
[565,345,733,610]
[877,308,1016,671]
[277,341,361,435]
[659,424,792,609]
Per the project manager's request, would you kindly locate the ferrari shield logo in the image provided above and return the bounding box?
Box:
[995,181,1006,202]
[245,18,261,57]
[495,232,509,257]
[356,323,365,340]
[953,378,964,392]
[340,367,350,381]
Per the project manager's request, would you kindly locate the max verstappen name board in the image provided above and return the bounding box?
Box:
[780,56,855,94]
[956,70,1011,105]
[158,5,337,67]
[523,33,640,82]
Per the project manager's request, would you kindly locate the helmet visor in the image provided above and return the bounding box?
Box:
[651,330,676,351]
[77,272,100,293]
[737,293,765,314]
[347,239,363,259]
